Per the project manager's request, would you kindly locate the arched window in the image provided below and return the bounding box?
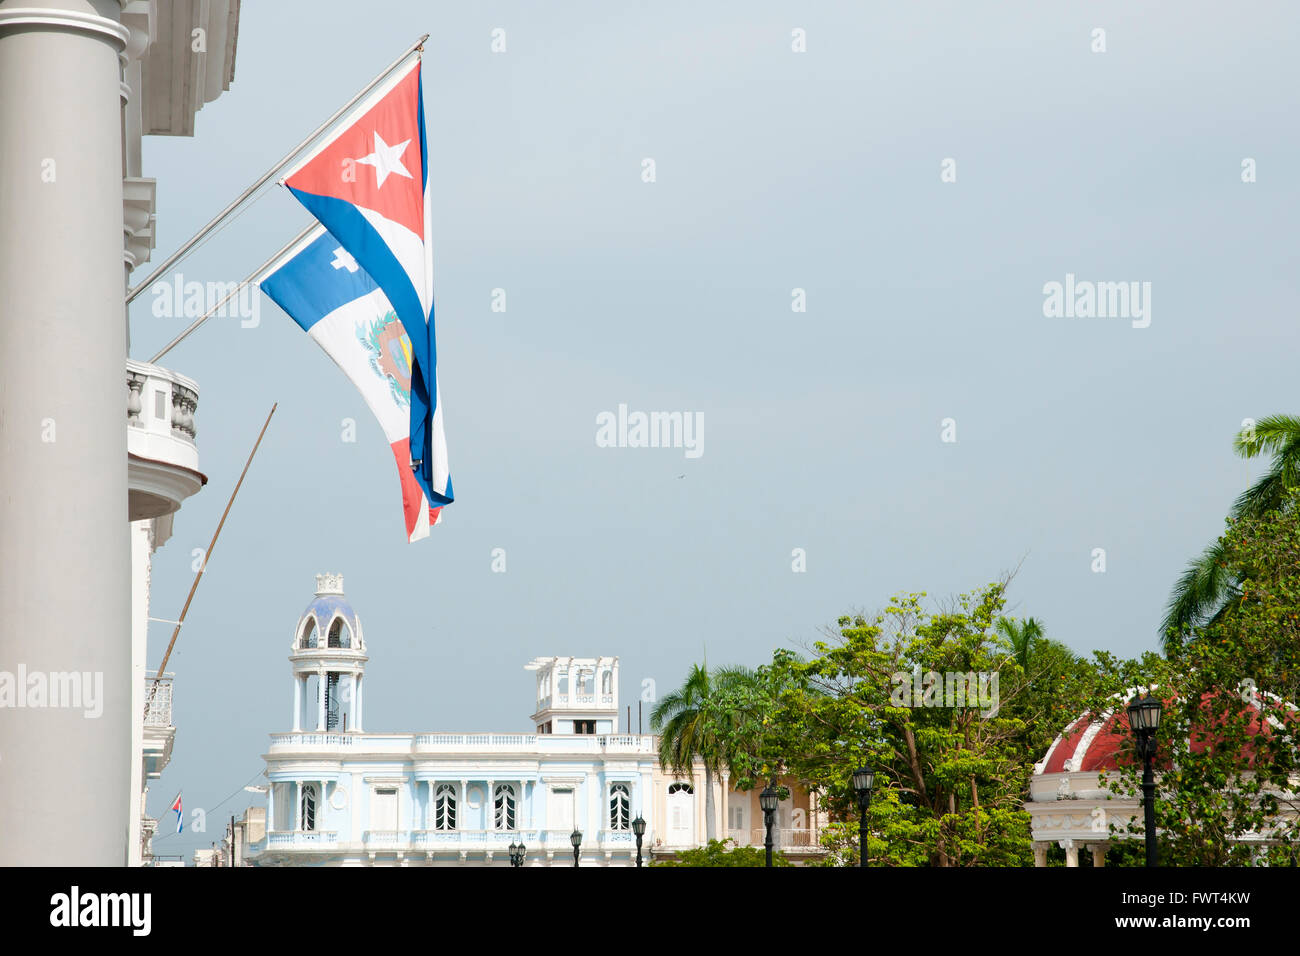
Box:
[299,619,318,649]
[668,782,694,795]
[609,783,630,830]
[494,784,517,830]
[434,784,457,831]
[327,618,349,648]
[300,783,317,831]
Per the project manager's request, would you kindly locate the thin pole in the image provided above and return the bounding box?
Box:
[125,34,428,305]
[149,404,277,691]
[147,224,317,364]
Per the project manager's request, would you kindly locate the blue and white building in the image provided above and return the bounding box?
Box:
[247,574,664,866]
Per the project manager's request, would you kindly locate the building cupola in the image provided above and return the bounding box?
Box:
[289,573,368,734]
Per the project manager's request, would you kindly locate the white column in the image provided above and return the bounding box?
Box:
[355,674,363,731]
[1091,844,1107,867]
[720,772,730,839]
[1061,839,1078,867]
[487,779,495,832]
[1033,842,1048,867]
[127,521,152,867]
[266,784,275,832]
[294,782,302,831]
[316,669,326,731]
[0,0,132,866]
[292,676,302,732]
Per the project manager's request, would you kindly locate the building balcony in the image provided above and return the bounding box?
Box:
[728,827,821,849]
[141,671,175,781]
[265,732,657,756]
[262,830,339,850]
[127,359,205,521]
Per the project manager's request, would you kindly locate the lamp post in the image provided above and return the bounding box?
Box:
[759,778,781,868]
[508,840,526,868]
[851,765,875,868]
[570,828,582,867]
[632,815,646,868]
[1127,692,1163,868]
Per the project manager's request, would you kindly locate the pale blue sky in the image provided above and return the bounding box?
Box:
[134,0,1300,858]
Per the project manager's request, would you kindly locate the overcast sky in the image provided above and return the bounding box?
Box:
[133,0,1300,859]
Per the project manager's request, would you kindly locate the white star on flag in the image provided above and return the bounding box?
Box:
[353,131,413,189]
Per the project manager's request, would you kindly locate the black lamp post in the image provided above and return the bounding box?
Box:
[1127,692,1163,868]
[508,840,526,868]
[759,778,781,868]
[851,765,875,868]
[570,828,582,867]
[632,815,646,868]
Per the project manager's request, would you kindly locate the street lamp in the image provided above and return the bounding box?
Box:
[1127,691,1163,867]
[759,778,781,868]
[570,828,582,867]
[508,840,526,868]
[851,765,875,868]
[632,815,646,868]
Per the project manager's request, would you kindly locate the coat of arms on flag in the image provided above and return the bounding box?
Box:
[260,226,446,541]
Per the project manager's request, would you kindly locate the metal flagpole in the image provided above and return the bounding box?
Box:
[125,33,429,305]
[148,403,277,699]
[147,222,318,363]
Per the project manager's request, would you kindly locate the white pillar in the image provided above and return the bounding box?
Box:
[0,0,132,866]
[266,784,275,832]
[1061,839,1078,867]
[720,772,730,839]
[294,782,302,831]
[128,520,152,866]
[355,674,363,731]
[292,676,302,732]
[1033,842,1048,867]
[487,779,495,831]
[1091,844,1107,867]
[316,669,326,731]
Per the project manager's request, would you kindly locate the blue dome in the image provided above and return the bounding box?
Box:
[295,574,363,650]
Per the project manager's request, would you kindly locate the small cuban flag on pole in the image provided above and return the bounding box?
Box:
[260,225,449,541]
[171,792,183,834]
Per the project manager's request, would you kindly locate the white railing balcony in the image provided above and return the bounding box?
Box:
[735,827,819,848]
[127,359,203,521]
[267,732,657,756]
[415,733,537,751]
[142,672,173,727]
[412,829,539,849]
[363,830,412,848]
[264,830,338,849]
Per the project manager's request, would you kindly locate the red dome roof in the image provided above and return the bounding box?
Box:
[1036,688,1299,775]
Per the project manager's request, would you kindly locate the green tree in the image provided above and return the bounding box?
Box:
[651,663,757,842]
[994,616,1044,672]
[652,838,793,867]
[761,584,1036,866]
[1107,492,1300,863]
[1163,415,1300,646]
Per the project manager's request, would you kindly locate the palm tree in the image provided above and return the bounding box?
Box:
[651,663,756,842]
[994,616,1044,672]
[1162,415,1300,647]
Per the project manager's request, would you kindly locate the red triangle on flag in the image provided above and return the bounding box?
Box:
[286,63,425,238]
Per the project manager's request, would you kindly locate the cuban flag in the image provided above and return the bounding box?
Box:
[170,793,183,834]
[281,57,451,510]
[260,225,447,540]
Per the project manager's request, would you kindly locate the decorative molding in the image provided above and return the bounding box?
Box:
[0,8,131,52]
